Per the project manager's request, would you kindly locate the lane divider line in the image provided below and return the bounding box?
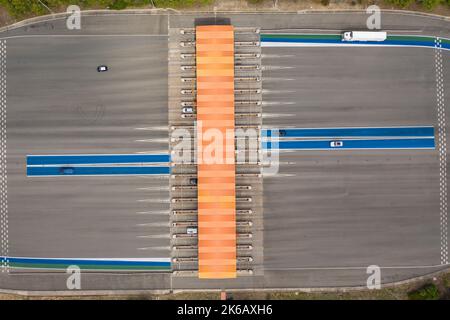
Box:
[262,126,435,139]
[27,154,170,166]
[27,166,170,177]
[0,40,8,273]
[435,37,448,265]
[260,34,450,51]
[26,154,171,177]
[0,256,171,271]
[262,138,435,150]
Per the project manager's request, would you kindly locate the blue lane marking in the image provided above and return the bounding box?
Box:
[27,166,170,176]
[260,36,450,50]
[262,138,435,150]
[262,38,434,47]
[5,257,171,267]
[263,126,435,138]
[260,37,438,48]
[27,154,170,166]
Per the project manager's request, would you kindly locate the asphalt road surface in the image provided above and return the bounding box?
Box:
[262,46,441,269]
[0,11,449,291]
[6,33,170,260]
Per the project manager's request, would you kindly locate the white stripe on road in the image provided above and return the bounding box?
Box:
[261,42,450,51]
[435,37,449,266]
[0,40,8,273]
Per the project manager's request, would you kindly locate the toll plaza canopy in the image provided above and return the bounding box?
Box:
[196,25,237,279]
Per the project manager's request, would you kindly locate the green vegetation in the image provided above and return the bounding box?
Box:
[0,0,212,19]
[444,274,450,288]
[383,0,415,7]
[421,0,443,9]
[384,0,449,10]
[153,0,213,8]
[0,0,46,18]
[108,0,129,10]
[0,0,449,20]
[407,283,440,300]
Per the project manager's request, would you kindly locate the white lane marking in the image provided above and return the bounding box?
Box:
[265,263,450,271]
[262,125,435,130]
[27,152,169,157]
[0,34,168,41]
[136,211,170,215]
[263,137,435,141]
[134,150,169,154]
[261,42,450,51]
[136,222,169,227]
[27,163,168,167]
[0,40,8,273]
[27,173,169,178]
[262,137,436,142]
[135,138,168,143]
[137,198,170,203]
[134,126,168,131]
[4,256,170,262]
[136,234,170,239]
[136,186,169,191]
[436,37,448,266]
[137,246,171,251]
[262,147,436,151]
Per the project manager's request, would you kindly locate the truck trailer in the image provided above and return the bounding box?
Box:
[342,31,387,42]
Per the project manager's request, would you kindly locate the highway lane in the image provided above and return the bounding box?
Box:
[262,46,436,127]
[6,35,171,264]
[260,34,450,50]
[8,175,170,259]
[263,138,436,150]
[264,151,440,269]
[1,13,168,36]
[0,11,449,290]
[7,36,168,153]
[261,43,445,284]
[263,126,435,138]
[169,12,450,36]
[2,12,448,38]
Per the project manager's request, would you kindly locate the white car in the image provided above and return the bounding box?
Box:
[187,227,197,235]
[330,140,344,148]
[97,65,108,72]
[182,107,194,114]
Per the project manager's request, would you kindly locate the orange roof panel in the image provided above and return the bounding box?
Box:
[196,25,236,279]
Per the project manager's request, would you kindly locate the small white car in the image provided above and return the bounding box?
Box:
[330,140,344,148]
[182,107,194,114]
[97,65,108,72]
[187,227,197,235]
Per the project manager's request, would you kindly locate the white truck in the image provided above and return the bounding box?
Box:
[342,31,387,42]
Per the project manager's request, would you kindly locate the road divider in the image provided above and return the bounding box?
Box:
[1,256,171,271]
[261,34,450,50]
[27,154,170,166]
[263,138,435,150]
[27,166,170,177]
[263,126,434,139]
[26,153,171,177]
